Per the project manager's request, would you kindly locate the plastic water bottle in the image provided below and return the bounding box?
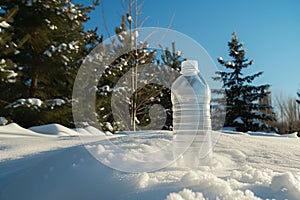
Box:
[171,60,212,168]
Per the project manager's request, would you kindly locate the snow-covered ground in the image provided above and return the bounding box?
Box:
[0,123,300,200]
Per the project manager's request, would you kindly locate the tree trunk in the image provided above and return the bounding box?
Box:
[29,51,39,98]
[29,72,38,98]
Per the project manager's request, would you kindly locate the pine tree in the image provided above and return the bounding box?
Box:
[258,89,276,130]
[0,7,19,82]
[0,0,100,127]
[95,14,156,131]
[94,14,184,132]
[215,32,274,132]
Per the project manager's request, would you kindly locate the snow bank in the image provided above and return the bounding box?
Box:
[0,124,111,163]
[279,132,299,138]
[0,123,42,137]
[1,123,106,137]
[1,123,300,199]
[271,172,300,199]
[73,127,92,135]
[29,123,78,136]
[84,126,106,135]
[247,131,279,137]
[73,126,109,136]
[222,128,299,138]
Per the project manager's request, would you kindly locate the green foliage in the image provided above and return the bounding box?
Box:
[95,16,184,132]
[0,7,18,82]
[0,0,101,127]
[0,1,184,131]
[4,104,73,128]
[215,32,275,132]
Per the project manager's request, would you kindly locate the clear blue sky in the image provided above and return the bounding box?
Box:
[80,0,300,98]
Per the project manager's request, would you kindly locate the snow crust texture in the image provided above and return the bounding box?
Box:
[0,123,300,200]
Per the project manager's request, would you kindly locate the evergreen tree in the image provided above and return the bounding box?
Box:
[0,0,100,127]
[95,14,156,131]
[215,32,274,132]
[94,15,184,132]
[258,89,276,130]
[0,7,19,82]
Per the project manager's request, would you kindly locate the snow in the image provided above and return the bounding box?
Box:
[104,122,114,132]
[0,123,42,137]
[48,41,79,56]
[6,98,43,108]
[127,15,132,22]
[270,172,300,199]
[27,98,43,106]
[226,61,235,67]
[6,98,66,109]
[0,123,115,163]
[233,116,243,124]
[44,98,66,108]
[73,127,91,135]
[0,123,300,199]
[177,50,182,57]
[0,21,10,28]
[165,189,204,200]
[133,30,139,38]
[43,50,52,57]
[0,117,7,125]
[52,98,65,106]
[84,126,106,136]
[29,123,78,136]
[14,50,20,55]
[0,69,18,79]
[49,24,57,30]
[29,124,106,137]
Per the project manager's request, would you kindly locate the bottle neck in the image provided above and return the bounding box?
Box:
[180,60,199,76]
[181,66,199,76]
[181,70,198,76]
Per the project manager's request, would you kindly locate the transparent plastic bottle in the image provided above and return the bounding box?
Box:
[171,60,212,168]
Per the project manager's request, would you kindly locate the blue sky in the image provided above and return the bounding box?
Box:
[81,0,300,98]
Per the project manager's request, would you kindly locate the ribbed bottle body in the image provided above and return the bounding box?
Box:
[171,63,212,168]
[172,75,211,133]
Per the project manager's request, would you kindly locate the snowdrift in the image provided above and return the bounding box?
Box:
[0,123,42,137]
[84,126,106,136]
[29,123,107,136]
[29,123,79,136]
[0,123,300,199]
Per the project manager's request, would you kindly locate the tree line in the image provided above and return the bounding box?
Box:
[0,0,298,134]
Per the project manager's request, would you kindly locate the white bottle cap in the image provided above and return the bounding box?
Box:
[181,60,199,75]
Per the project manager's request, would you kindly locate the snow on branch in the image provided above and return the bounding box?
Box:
[0,69,18,82]
[0,59,18,82]
[0,20,10,29]
[5,98,68,111]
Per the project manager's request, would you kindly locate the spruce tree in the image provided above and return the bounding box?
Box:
[0,0,100,127]
[0,7,18,82]
[95,14,156,131]
[215,32,274,132]
[95,15,184,132]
